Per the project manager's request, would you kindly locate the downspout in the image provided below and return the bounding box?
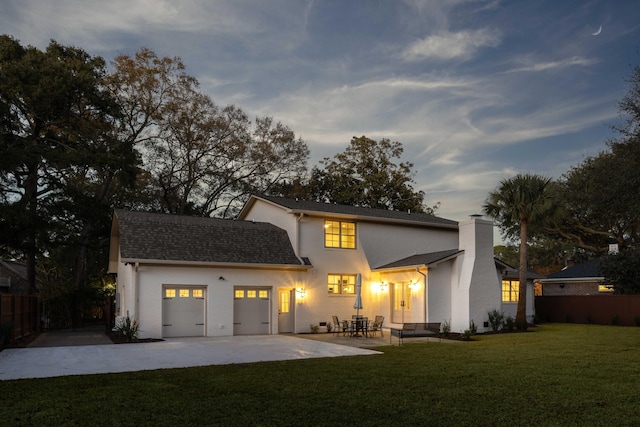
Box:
[295,213,305,263]
[133,262,140,320]
[417,266,427,322]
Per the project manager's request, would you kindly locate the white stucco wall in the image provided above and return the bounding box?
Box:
[452,217,500,333]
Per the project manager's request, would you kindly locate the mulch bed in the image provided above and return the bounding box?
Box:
[106,331,164,344]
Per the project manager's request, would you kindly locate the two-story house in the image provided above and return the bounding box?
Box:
[108,195,503,339]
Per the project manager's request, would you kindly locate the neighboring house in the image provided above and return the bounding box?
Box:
[108,195,506,339]
[494,259,543,323]
[537,258,611,296]
[0,259,29,295]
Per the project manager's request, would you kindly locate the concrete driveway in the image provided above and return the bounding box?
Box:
[0,334,380,381]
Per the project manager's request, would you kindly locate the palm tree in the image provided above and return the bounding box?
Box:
[483,173,559,329]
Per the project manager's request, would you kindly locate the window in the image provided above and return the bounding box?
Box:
[328,274,356,294]
[502,280,519,302]
[235,290,245,298]
[165,289,176,298]
[179,289,190,297]
[598,283,614,293]
[324,220,356,249]
[247,290,257,298]
[193,289,203,298]
[259,290,268,298]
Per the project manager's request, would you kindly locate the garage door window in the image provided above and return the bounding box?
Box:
[165,289,176,298]
[180,289,190,297]
[235,290,245,298]
[193,289,203,298]
[259,290,268,298]
[247,290,257,298]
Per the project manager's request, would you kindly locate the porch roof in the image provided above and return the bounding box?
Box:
[373,249,463,271]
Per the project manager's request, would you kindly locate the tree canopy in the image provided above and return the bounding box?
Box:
[484,173,560,328]
[300,136,432,213]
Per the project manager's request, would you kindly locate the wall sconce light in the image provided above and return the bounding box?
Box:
[296,288,306,298]
[219,276,226,281]
[408,279,421,291]
[380,281,389,292]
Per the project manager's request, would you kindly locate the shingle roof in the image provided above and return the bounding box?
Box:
[114,210,305,266]
[374,249,463,270]
[246,195,458,228]
[545,258,603,279]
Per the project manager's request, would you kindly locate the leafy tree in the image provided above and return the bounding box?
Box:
[305,136,434,213]
[0,35,125,292]
[484,174,560,328]
[109,48,309,218]
[552,61,640,254]
[600,248,640,294]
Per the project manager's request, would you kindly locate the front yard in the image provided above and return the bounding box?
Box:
[1,324,639,426]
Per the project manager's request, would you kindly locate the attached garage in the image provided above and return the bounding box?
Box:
[233,287,270,335]
[162,286,206,337]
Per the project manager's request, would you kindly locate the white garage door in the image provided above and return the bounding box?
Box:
[162,286,206,337]
[234,287,270,335]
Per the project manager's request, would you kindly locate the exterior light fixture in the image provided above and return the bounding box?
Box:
[380,281,389,292]
[296,288,306,298]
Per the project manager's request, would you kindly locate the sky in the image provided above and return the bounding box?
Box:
[2,0,639,233]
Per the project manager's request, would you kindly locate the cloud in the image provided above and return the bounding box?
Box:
[503,56,598,74]
[401,28,501,61]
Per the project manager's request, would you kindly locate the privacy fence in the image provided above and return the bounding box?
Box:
[536,295,640,326]
[0,294,40,340]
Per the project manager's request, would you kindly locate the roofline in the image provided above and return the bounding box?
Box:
[538,277,605,283]
[239,195,459,230]
[0,259,28,281]
[119,258,312,271]
[373,250,463,272]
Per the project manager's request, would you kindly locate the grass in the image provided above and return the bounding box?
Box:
[1,324,640,426]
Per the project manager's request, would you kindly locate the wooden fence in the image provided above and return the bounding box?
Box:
[0,294,40,339]
[536,295,640,326]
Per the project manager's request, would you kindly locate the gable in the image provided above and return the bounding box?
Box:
[113,210,305,267]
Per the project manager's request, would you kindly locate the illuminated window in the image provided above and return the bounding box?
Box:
[328,274,356,294]
[598,283,614,293]
[534,283,542,297]
[179,289,190,297]
[324,220,356,249]
[193,289,203,298]
[235,290,244,298]
[259,290,268,298]
[165,289,176,298]
[502,280,519,302]
[247,290,257,298]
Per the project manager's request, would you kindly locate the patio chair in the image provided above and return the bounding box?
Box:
[332,316,350,336]
[368,315,385,337]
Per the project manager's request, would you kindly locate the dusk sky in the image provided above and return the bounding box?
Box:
[2,0,639,232]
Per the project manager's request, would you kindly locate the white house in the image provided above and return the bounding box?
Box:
[109,195,510,339]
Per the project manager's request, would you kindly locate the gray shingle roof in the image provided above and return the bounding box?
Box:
[374,249,463,270]
[545,258,603,279]
[248,195,458,228]
[114,210,305,266]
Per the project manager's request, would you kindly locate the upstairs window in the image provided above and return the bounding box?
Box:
[324,220,356,249]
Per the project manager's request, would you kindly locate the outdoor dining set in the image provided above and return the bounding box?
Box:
[331,315,384,338]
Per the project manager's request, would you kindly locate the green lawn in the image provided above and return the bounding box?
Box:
[1,324,639,426]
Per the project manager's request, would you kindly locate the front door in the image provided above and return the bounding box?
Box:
[278,289,294,333]
[391,283,412,323]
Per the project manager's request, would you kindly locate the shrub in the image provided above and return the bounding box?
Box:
[326,322,333,333]
[461,320,477,340]
[441,319,451,337]
[114,315,139,342]
[309,324,320,334]
[0,321,14,349]
[488,309,504,332]
[504,316,515,332]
